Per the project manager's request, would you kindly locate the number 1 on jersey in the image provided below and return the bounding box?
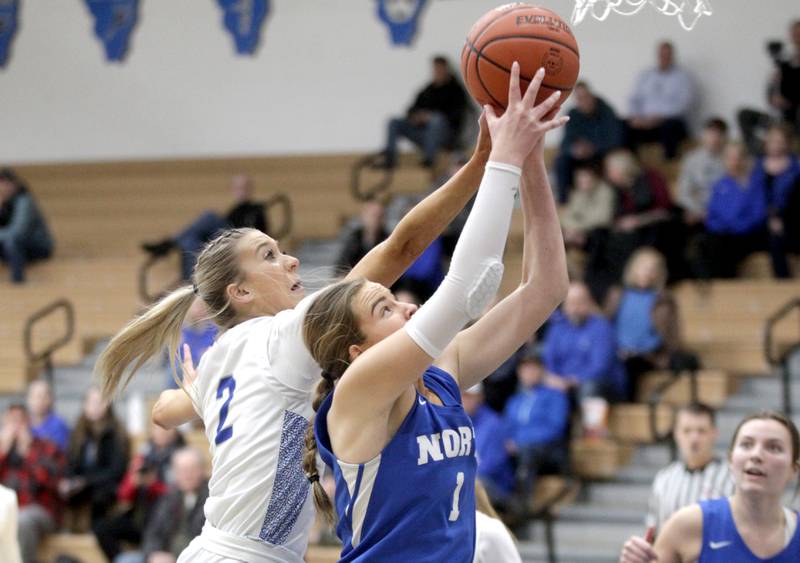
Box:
[215,375,236,445]
[448,471,465,521]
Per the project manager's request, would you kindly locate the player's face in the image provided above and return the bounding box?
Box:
[730,419,798,496]
[674,412,717,467]
[351,281,418,357]
[234,231,303,316]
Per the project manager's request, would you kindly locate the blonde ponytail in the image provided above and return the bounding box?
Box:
[95,228,255,400]
[96,285,196,398]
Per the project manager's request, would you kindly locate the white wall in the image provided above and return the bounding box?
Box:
[0,0,796,164]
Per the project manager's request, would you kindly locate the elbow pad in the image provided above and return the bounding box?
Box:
[405,161,520,358]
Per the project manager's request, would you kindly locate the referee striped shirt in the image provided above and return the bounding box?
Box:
[645,457,734,532]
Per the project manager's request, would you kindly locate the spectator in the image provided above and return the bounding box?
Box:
[626,42,695,159]
[0,483,22,563]
[378,55,468,169]
[772,20,800,132]
[116,448,208,563]
[502,352,571,513]
[586,149,674,295]
[676,118,728,228]
[463,384,515,510]
[0,404,65,563]
[168,298,217,390]
[26,379,70,452]
[750,123,800,277]
[556,81,625,202]
[560,163,615,251]
[0,168,54,284]
[60,387,129,531]
[335,198,389,272]
[646,403,733,534]
[693,142,768,279]
[542,282,626,406]
[737,20,800,153]
[606,248,695,400]
[141,174,267,280]
[395,236,445,302]
[94,423,184,561]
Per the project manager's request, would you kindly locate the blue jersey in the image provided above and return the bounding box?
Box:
[315,365,477,562]
[699,498,800,562]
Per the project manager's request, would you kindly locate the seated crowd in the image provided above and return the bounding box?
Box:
[0,380,209,563]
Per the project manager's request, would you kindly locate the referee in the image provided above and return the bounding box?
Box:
[646,403,734,533]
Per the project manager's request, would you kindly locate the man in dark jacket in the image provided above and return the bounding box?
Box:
[138,448,208,563]
[380,56,468,169]
[555,82,624,202]
[141,174,267,280]
[0,168,54,284]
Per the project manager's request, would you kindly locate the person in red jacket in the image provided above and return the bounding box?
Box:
[0,404,66,563]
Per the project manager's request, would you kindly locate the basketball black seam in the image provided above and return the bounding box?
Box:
[480,33,580,59]
[467,40,576,93]
[464,4,531,99]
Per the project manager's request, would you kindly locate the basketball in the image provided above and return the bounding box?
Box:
[460,3,580,112]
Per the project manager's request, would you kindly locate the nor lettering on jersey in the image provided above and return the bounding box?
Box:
[416,426,473,465]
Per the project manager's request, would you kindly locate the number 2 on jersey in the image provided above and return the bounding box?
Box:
[448,471,465,521]
[215,375,236,445]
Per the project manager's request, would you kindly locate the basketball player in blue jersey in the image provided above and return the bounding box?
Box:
[301,62,569,562]
[95,112,496,560]
[621,411,800,563]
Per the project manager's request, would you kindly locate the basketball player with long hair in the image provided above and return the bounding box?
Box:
[95,108,496,560]
[621,411,800,562]
[301,63,569,561]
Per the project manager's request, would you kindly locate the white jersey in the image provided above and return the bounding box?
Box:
[186,294,321,563]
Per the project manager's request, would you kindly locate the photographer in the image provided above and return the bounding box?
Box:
[770,20,800,129]
[739,20,800,154]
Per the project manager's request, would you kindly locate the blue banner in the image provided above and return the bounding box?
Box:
[84,0,138,62]
[217,0,269,55]
[0,0,18,68]
[377,0,427,46]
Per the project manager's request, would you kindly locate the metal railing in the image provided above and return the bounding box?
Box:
[138,193,294,303]
[350,153,394,201]
[23,298,76,383]
[764,298,800,417]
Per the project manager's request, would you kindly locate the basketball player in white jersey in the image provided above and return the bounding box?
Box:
[95,123,493,562]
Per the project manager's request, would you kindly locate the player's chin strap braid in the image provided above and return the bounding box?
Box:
[404,161,520,359]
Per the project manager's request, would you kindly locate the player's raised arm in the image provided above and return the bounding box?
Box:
[441,112,569,390]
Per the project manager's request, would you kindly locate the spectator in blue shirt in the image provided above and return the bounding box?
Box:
[167,298,217,390]
[555,82,625,202]
[626,42,695,159]
[0,168,53,284]
[543,282,626,403]
[463,384,514,511]
[693,142,770,279]
[749,124,799,278]
[502,353,571,515]
[26,380,70,452]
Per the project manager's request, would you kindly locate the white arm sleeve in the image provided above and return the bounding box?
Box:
[404,161,521,358]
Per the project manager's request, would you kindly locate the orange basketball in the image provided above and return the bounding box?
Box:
[460,3,580,112]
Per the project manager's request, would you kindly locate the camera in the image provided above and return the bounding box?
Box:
[767,40,784,62]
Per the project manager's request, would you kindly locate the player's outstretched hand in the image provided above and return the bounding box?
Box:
[181,343,199,391]
[483,61,569,168]
[620,527,658,563]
